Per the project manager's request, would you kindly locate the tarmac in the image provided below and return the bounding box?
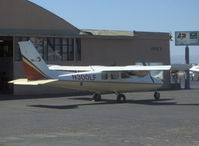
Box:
[0,81,199,146]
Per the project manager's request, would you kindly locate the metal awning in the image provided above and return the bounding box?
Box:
[80,29,135,37]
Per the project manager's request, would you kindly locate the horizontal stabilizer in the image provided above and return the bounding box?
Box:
[9,79,58,85]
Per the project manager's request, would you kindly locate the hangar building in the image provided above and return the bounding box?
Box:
[0,0,170,95]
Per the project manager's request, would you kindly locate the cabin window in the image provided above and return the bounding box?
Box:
[110,72,119,80]
[102,72,120,80]
[121,72,130,79]
[102,73,108,80]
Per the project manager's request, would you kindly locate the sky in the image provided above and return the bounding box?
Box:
[29,0,199,63]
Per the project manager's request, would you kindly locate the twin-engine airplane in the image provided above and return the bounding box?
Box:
[10,41,186,102]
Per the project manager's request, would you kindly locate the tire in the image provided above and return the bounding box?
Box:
[117,94,126,103]
[92,93,101,101]
[154,92,160,100]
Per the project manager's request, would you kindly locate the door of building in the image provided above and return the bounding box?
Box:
[0,36,13,94]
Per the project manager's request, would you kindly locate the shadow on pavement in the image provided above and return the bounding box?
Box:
[0,92,90,101]
[28,97,199,110]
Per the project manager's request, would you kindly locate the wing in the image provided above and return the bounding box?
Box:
[91,65,172,78]
[94,64,191,72]
[48,64,191,73]
[48,65,93,72]
[48,65,172,72]
[91,65,172,72]
[93,64,191,77]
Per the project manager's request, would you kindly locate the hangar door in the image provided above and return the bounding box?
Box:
[0,37,13,94]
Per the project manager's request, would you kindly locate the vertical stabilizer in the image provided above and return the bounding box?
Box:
[18,41,52,80]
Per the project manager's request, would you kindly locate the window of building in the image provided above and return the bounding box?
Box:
[67,39,74,61]
[62,39,68,61]
[76,39,81,61]
[43,39,48,61]
[15,37,81,62]
[54,38,62,61]
[47,38,55,61]
[30,37,44,58]
[15,37,29,61]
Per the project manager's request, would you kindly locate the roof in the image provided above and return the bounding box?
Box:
[0,29,79,36]
[0,0,79,36]
[80,30,169,40]
[80,29,135,37]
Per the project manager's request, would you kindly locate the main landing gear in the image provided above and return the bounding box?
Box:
[154,91,160,100]
[116,94,126,103]
[92,92,160,102]
[92,93,126,103]
[92,93,101,102]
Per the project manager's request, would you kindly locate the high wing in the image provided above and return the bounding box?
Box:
[48,65,172,73]
[48,65,171,77]
[48,65,94,72]
[91,65,171,72]
[48,64,191,73]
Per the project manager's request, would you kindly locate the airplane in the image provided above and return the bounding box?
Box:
[9,41,189,102]
[190,65,199,80]
[190,65,199,72]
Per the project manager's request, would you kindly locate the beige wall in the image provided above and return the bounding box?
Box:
[81,34,170,66]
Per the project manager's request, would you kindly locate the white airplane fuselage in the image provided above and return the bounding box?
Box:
[48,71,162,94]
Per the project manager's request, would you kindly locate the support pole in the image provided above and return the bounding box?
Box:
[185,45,190,89]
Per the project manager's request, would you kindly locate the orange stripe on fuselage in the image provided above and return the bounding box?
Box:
[22,58,47,80]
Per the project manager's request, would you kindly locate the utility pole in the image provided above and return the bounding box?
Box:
[185,45,190,89]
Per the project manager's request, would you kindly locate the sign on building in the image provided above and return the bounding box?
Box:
[175,31,199,46]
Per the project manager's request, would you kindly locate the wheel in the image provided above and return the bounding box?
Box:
[154,91,160,100]
[92,93,101,101]
[117,94,126,103]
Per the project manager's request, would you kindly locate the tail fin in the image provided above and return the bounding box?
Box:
[18,41,52,80]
